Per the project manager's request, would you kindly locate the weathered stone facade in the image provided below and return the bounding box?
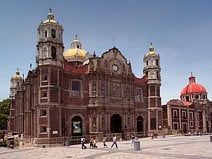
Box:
[8,10,162,145]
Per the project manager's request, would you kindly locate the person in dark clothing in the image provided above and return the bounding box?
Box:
[81,137,87,149]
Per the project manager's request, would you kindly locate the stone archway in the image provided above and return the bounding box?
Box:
[137,116,144,132]
[71,116,82,136]
[110,114,122,133]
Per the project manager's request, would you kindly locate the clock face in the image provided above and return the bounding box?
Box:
[112,64,118,72]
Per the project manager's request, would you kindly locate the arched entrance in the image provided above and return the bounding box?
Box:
[71,116,82,136]
[137,116,144,132]
[110,114,122,133]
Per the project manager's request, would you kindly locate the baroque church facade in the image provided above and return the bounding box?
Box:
[8,11,162,145]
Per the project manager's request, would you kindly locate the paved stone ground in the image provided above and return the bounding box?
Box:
[0,135,212,159]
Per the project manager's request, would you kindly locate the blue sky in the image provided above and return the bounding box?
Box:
[0,0,212,104]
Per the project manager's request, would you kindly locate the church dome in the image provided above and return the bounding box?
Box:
[181,74,206,95]
[12,69,22,80]
[63,37,88,62]
[64,48,88,61]
[42,9,58,24]
[146,43,158,56]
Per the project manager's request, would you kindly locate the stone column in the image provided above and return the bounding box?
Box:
[167,105,172,129]
[203,110,207,132]
[179,108,181,131]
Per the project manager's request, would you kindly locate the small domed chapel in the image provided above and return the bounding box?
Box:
[163,73,212,134]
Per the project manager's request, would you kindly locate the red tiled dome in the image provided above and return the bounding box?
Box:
[181,75,206,95]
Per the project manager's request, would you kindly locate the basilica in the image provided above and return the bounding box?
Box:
[8,10,162,145]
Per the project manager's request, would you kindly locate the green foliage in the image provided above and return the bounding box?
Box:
[0,98,10,115]
[0,98,10,130]
[0,114,8,130]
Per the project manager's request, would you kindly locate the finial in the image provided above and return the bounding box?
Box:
[189,72,196,83]
[149,42,154,52]
[47,8,54,20]
[75,34,78,40]
[16,68,20,75]
[113,36,115,47]
[49,8,52,13]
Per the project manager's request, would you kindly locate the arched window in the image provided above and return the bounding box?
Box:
[135,88,143,102]
[51,47,56,59]
[101,84,105,94]
[42,47,47,58]
[51,29,56,38]
[156,59,159,66]
[44,31,47,37]
[72,116,82,136]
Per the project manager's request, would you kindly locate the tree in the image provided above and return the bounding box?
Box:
[0,98,10,130]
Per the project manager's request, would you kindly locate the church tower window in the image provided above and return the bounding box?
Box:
[42,47,47,58]
[51,29,56,38]
[51,47,56,59]
[45,30,47,37]
[156,59,159,66]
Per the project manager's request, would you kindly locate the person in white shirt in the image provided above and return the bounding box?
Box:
[111,135,118,149]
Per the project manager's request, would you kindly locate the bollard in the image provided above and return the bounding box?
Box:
[65,137,70,146]
[134,141,140,151]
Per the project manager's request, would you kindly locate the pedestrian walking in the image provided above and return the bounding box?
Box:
[131,133,135,145]
[81,137,87,149]
[93,139,98,148]
[90,137,94,148]
[111,135,118,149]
[103,135,108,148]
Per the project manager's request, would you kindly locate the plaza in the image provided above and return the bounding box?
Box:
[0,135,211,159]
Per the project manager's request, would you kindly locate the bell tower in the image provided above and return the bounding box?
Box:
[143,43,162,132]
[10,68,23,99]
[36,9,64,67]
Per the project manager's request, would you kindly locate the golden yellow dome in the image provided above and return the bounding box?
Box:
[64,36,89,62]
[146,43,157,55]
[63,48,88,61]
[147,50,157,55]
[43,19,58,24]
[12,69,22,80]
[42,9,58,24]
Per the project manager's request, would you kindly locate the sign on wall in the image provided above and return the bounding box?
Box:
[72,121,81,134]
